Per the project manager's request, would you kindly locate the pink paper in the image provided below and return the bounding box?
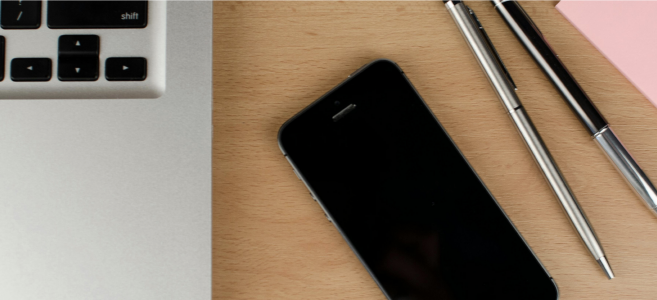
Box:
[557,1,657,107]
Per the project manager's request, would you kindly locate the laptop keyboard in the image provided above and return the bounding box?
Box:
[0,0,165,99]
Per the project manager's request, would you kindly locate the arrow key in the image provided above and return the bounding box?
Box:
[11,58,51,81]
[59,35,99,56]
[58,56,98,81]
[106,57,146,81]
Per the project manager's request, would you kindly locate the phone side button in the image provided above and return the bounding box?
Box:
[316,202,332,222]
[285,156,302,180]
[292,168,301,180]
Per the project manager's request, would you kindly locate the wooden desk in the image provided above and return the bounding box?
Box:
[214,2,657,299]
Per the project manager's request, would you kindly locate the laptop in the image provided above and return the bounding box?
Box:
[0,1,212,299]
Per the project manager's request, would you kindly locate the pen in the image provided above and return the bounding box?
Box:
[443,0,614,279]
[491,0,657,218]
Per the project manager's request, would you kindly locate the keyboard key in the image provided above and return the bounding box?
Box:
[59,35,99,56]
[1,0,42,29]
[11,58,51,81]
[58,56,98,81]
[47,1,147,29]
[106,57,146,81]
[0,36,4,81]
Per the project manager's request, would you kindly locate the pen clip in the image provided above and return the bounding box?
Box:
[467,7,517,90]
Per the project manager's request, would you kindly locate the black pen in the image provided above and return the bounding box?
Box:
[491,0,657,219]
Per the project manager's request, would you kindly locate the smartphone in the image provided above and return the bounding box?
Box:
[278,59,558,300]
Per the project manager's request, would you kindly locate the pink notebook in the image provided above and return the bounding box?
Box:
[556,1,657,107]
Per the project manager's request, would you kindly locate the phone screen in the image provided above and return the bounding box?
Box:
[279,60,558,300]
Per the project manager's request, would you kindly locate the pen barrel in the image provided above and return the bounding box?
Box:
[510,108,606,260]
[445,1,520,112]
[445,0,608,261]
[493,0,607,135]
[595,127,657,212]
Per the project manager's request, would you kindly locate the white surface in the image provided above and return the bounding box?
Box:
[0,1,212,299]
[0,1,166,99]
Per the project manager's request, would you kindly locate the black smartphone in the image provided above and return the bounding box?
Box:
[278,60,558,300]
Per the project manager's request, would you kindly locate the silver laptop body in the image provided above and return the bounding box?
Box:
[0,1,212,299]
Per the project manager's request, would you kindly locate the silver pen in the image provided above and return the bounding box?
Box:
[491,0,657,216]
[443,0,614,279]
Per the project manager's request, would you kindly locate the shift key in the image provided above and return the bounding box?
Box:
[47,1,147,29]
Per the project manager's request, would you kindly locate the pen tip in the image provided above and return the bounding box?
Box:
[597,256,615,279]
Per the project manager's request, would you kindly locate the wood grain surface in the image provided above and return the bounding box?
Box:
[214,2,657,299]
